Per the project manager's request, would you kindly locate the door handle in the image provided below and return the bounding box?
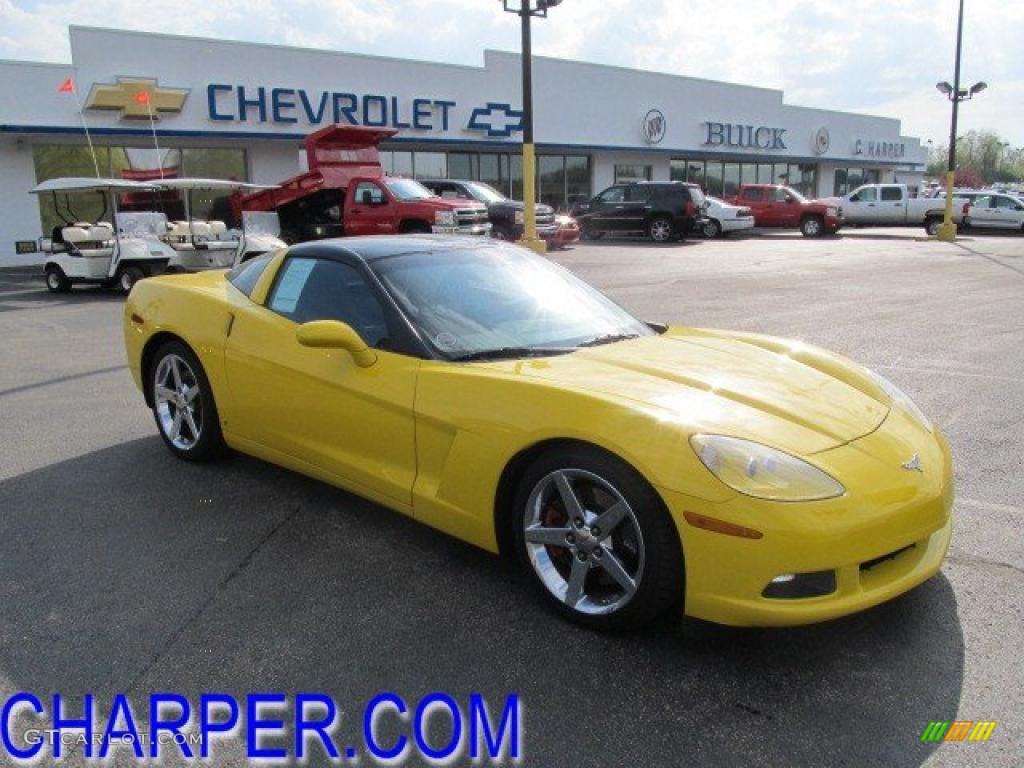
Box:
[614,205,625,209]
[895,203,903,207]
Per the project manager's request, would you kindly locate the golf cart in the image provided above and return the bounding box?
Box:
[146,178,286,271]
[30,177,177,294]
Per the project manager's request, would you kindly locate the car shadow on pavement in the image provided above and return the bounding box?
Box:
[0,438,963,767]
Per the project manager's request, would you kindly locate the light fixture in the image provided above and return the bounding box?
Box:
[969,81,988,95]
[935,81,953,95]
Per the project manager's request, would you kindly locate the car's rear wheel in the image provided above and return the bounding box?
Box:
[648,216,674,243]
[800,216,823,237]
[512,446,683,630]
[45,265,71,293]
[150,341,224,462]
[702,219,722,238]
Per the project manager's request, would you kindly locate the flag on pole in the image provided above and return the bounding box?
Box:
[57,77,74,94]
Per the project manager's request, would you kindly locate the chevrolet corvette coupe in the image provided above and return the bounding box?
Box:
[124,237,953,630]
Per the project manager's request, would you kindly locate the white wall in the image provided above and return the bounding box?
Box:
[0,138,45,267]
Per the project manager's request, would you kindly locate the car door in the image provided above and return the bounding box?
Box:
[739,187,770,225]
[621,185,653,231]
[993,195,1024,229]
[585,185,627,231]
[843,185,878,223]
[347,180,396,236]
[877,185,906,223]
[223,253,419,505]
[771,187,801,226]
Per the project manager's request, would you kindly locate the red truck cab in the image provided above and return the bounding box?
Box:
[728,184,842,237]
[237,125,489,243]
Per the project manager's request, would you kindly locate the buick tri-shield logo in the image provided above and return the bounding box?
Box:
[642,109,667,144]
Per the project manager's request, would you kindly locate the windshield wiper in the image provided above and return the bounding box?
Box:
[577,333,642,348]
[450,346,577,362]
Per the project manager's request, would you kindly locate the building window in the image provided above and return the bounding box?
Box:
[564,155,590,207]
[412,152,446,180]
[704,161,724,197]
[833,167,880,196]
[614,164,652,183]
[538,155,565,209]
[722,163,741,196]
[448,152,479,180]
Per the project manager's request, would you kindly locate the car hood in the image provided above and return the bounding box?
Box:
[488,200,554,215]
[484,328,889,456]
[423,197,487,211]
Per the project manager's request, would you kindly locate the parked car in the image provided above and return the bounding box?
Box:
[124,236,952,630]
[962,193,1024,232]
[237,125,490,242]
[570,181,707,242]
[419,178,579,248]
[701,196,755,237]
[827,184,969,235]
[727,184,841,237]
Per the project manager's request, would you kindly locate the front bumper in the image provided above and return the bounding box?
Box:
[432,223,493,236]
[658,412,954,627]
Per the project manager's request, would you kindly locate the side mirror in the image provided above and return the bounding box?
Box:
[296,320,377,368]
[849,195,860,203]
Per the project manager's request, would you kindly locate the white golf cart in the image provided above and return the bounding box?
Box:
[146,178,286,271]
[31,177,178,294]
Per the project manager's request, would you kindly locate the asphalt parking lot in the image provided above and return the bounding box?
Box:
[1,227,1022,767]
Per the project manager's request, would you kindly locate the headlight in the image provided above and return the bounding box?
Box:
[690,435,845,502]
[556,214,576,226]
[435,211,456,227]
[827,206,838,216]
[864,368,932,432]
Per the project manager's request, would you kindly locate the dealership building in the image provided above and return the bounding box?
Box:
[1,26,927,265]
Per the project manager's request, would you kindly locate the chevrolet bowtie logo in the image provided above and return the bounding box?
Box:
[84,77,189,120]
[467,102,524,138]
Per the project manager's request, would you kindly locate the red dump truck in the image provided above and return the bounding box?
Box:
[236,125,490,243]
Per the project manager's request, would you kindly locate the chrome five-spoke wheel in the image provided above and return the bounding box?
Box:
[523,468,645,616]
[154,354,203,451]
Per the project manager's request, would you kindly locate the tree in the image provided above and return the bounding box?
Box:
[927,130,1023,184]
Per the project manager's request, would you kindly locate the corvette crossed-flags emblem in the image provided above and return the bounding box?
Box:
[83,77,189,120]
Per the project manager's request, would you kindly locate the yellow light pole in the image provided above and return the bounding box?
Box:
[935,0,986,241]
[502,0,562,254]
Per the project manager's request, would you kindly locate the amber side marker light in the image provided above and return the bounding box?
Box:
[130,313,144,324]
[684,511,764,540]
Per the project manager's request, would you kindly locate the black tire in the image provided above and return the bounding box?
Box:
[925,217,942,237]
[491,226,515,242]
[512,445,683,630]
[581,222,604,240]
[118,265,145,294]
[44,265,71,293]
[702,219,722,238]
[800,216,824,237]
[648,215,674,243]
[148,340,225,463]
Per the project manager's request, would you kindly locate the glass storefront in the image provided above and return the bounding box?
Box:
[670,158,819,198]
[833,168,881,196]
[32,144,247,233]
[614,164,652,183]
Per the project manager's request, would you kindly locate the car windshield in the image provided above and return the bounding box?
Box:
[371,244,654,359]
[383,178,435,201]
[463,182,507,204]
[784,186,808,203]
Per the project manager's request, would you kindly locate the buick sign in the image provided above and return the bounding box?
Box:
[642,109,667,144]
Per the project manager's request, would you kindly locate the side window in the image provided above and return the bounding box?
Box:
[227,252,275,298]
[269,258,392,348]
[353,182,386,205]
[742,188,764,201]
[852,187,877,202]
[596,186,626,203]
[772,187,790,203]
[880,187,903,201]
[995,196,1017,209]
[626,186,652,202]
[973,195,992,208]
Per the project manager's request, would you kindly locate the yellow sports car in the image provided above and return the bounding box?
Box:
[124,237,953,630]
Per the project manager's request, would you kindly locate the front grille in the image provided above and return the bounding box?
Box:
[456,207,489,226]
[860,544,915,572]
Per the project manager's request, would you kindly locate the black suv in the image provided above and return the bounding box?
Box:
[570,181,707,242]
[419,179,558,242]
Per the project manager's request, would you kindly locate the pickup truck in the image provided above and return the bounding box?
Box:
[825,184,969,235]
[419,178,580,248]
[237,125,490,243]
[727,184,842,237]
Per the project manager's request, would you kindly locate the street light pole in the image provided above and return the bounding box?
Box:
[519,3,539,253]
[937,0,965,242]
[502,0,561,254]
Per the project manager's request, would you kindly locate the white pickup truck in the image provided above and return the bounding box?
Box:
[829,184,969,235]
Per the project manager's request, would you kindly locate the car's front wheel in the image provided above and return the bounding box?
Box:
[513,446,683,630]
[702,219,722,238]
[45,265,71,293]
[150,341,224,462]
[800,216,824,237]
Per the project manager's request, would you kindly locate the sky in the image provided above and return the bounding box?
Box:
[1,0,1021,146]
